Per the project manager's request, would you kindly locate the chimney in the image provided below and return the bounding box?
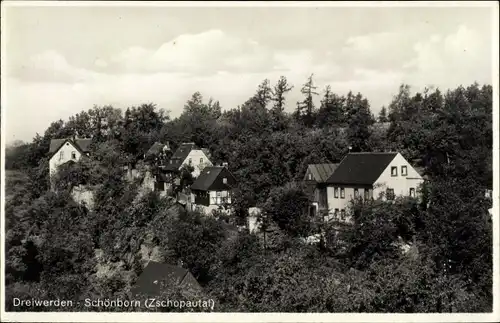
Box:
[222,162,228,167]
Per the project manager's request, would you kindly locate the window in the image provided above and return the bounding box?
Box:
[59,151,64,161]
[71,151,76,159]
[340,209,346,219]
[391,166,398,177]
[223,177,227,184]
[170,160,173,164]
[340,188,345,199]
[334,208,339,216]
[188,158,192,165]
[334,187,339,198]
[401,166,408,176]
[354,188,359,198]
[308,174,312,180]
[217,192,221,197]
[200,158,204,163]
[364,189,370,200]
[386,188,395,200]
[410,188,416,197]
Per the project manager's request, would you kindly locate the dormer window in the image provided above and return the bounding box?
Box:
[391,166,398,177]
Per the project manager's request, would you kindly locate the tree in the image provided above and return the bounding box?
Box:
[262,184,313,237]
[295,74,319,127]
[378,106,389,123]
[272,76,294,113]
[347,93,374,152]
[317,85,346,127]
[252,79,274,109]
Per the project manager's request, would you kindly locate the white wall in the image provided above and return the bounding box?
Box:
[208,190,231,205]
[49,141,83,177]
[192,190,232,215]
[180,149,212,178]
[326,186,362,214]
[373,153,424,199]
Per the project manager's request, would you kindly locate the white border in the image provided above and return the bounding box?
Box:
[1,1,499,322]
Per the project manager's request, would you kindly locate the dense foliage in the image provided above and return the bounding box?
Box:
[4,77,493,312]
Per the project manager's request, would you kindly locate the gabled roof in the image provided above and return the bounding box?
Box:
[326,152,398,185]
[191,166,236,191]
[305,164,339,183]
[146,142,170,157]
[49,138,92,156]
[131,261,201,297]
[165,143,199,171]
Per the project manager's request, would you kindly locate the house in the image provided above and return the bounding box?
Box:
[190,165,237,215]
[325,152,424,220]
[48,137,92,179]
[130,261,202,298]
[303,163,339,215]
[144,141,172,165]
[164,143,212,178]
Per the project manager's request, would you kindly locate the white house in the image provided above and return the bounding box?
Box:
[164,143,212,178]
[48,138,92,178]
[190,166,237,215]
[325,152,424,220]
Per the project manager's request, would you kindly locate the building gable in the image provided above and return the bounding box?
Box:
[373,153,423,189]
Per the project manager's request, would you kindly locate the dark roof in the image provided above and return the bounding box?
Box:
[165,143,199,171]
[146,142,170,157]
[131,261,201,297]
[326,152,398,185]
[191,166,236,191]
[305,164,339,183]
[49,138,92,155]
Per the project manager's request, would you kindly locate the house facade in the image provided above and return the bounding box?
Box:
[303,163,339,215]
[325,152,424,220]
[48,138,92,178]
[164,143,212,178]
[190,166,237,215]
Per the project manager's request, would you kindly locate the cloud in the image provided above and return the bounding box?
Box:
[340,30,419,71]
[403,24,492,89]
[108,29,278,75]
[13,50,100,83]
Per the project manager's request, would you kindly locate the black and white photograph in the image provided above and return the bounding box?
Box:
[1,1,498,322]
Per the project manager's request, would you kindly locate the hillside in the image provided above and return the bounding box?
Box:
[3,80,493,312]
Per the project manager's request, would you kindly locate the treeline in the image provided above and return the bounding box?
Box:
[4,76,493,312]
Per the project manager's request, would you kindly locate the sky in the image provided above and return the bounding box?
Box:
[1,2,496,143]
